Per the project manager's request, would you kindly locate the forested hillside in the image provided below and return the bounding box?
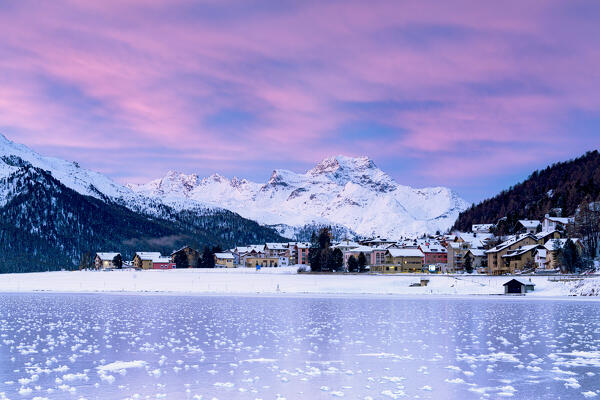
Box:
[0,165,285,273]
[453,151,600,232]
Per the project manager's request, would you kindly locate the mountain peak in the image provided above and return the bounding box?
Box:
[309,155,376,176]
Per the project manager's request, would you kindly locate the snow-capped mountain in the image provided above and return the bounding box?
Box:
[0,133,208,217]
[129,155,470,238]
[0,133,285,272]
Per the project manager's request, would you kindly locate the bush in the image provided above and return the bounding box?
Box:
[297,265,308,273]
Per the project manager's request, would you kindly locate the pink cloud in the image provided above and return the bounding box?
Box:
[0,0,598,197]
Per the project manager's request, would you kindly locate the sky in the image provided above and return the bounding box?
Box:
[0,0,599,202]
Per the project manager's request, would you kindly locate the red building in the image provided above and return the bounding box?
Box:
[152,257,175,269]
[419,244,448,265]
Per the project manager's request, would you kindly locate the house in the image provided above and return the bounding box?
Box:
[370,247,388,266]
[472,224,494,233]
[152,256,175,269]
[265,243,290,257]
[245,255,280,268]
[535,230,561,245]
[214,253,235,268]
[541,215,574,232]
[295,242,310,265]
[464,248,487,270]
[170,246,200,268]
[95,252,121,270]
[342,245,373,268]
[543,238,583,270]
[485,234,539,275]
[372,248,425,273]
[234,245,266,267]
[133,252,163,269]
[446,241,470,273]
[518,220,541,234]
[503,279,526,294]
[534,248,547,269]
[500,244,544,273]
[359,238,397,247]
[419,244,448,265]
[334,240,361,252]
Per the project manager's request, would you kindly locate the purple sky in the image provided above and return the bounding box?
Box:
[1,0,599,201]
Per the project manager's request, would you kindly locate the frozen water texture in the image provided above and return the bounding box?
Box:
[0,294,599,399]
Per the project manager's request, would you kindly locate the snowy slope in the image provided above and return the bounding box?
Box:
[129,155,470,238]
[0,134,211,216]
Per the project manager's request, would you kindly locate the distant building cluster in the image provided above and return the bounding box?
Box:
[95,213,584,275]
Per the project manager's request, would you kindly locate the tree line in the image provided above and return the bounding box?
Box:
[454,150,600,233]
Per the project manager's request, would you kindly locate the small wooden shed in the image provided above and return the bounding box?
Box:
[503,279,526,294]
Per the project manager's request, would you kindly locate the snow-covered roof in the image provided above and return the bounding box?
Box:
[519,220,541,228]
[344,245,374,254]
[334,240,361,249]
[135,252,162,261]
[535,230,558,239]
[214,253,234,259]
[544,238,580,251]
[419,244,447,254]
[457,232,492,248]
[486,234,536,253]
[170,246,194,255]
[466,249,486,257]
[387,248,424,258]
[265,243,288,250]
[153,256,172,263]
[472,224,494,232]
[501,244,541,258]
[536,249,547,258]
[96,252,120,261]
[545,216,573,224]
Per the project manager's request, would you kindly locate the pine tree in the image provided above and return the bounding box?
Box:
[463,253,473,274]
[559,239,582,273]
[347,255,359,272]
[173,251,189,269]
[358,252,367,273]
[112,254,123,269]
[331,248,344,272]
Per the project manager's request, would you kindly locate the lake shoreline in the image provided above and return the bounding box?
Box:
[0,267,599,297]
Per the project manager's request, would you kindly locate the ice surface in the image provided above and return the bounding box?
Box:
[0,293,599,399]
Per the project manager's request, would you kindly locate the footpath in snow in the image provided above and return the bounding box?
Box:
[1,267,599,297]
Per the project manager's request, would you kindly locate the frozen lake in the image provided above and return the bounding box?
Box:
[1,294,599,399]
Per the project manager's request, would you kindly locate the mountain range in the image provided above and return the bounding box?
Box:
[0,134,284,272]
[0,133,469,271]
[128,155,470,238]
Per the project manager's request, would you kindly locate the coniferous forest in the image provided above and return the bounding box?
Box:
[0,165,285,273]
[453,151,600,232]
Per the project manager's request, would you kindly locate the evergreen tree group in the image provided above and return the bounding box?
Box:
[454,151,600,233]
[309,228,345,272]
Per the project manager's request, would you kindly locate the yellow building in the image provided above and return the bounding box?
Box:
[371,248,424,273]
[485,234,539,275]
[214,253,235,268]
[501,244,543,273]
[94,252,121,270]
[133,252,162,269]
[244,256,280,268]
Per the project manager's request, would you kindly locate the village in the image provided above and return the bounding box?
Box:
[94,214,593,280]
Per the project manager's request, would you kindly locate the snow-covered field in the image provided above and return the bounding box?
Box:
[1,267,599,297]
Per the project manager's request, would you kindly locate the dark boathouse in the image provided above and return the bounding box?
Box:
[503,279,526,294]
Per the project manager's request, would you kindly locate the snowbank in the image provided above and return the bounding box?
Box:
[1,267,599,297]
